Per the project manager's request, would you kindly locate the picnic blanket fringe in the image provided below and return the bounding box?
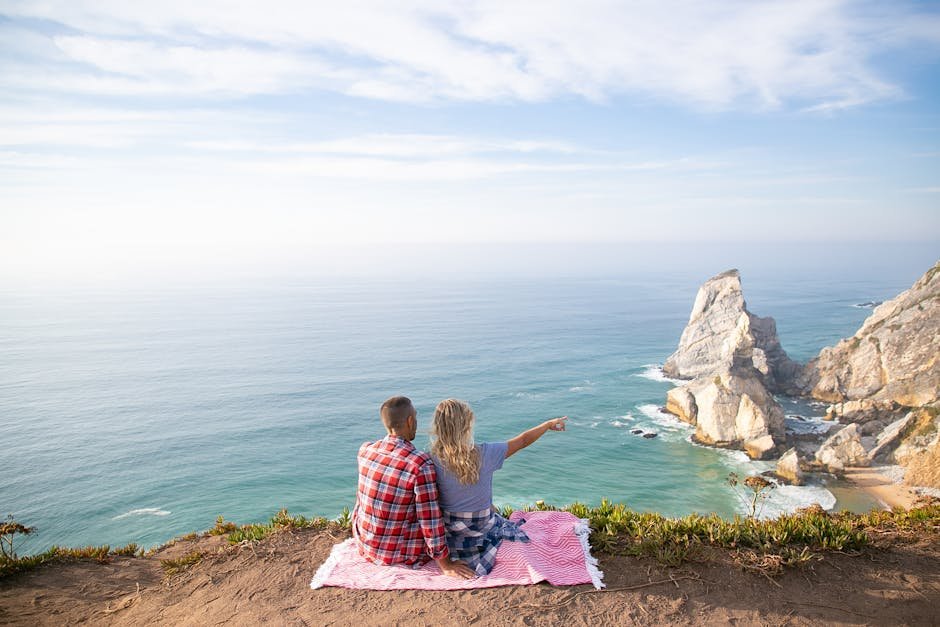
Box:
[310,538,350,590]
[574,519,605,590]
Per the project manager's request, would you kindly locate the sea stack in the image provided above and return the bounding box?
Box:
[663,269,796,459]
[663,269,800,391]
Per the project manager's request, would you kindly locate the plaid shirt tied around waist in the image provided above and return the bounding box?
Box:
[353,435,450,566]
[443,508,529,576]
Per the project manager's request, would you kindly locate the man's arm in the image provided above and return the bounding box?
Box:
[414,461,475,579]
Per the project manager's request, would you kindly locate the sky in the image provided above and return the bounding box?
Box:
[1,1,939,282]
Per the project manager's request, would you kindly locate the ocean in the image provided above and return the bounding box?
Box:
[0,259,931,555]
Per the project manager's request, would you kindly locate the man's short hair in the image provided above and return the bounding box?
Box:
[381,395,415,431]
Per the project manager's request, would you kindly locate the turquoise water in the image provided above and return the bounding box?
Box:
[0,268,924,554]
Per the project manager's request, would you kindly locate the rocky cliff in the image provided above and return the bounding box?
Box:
[663,270,794,459]
[661,262,940,482]
[796,261,940,486]
[797,262,939,408]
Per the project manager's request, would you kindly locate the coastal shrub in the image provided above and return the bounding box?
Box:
[336,506,352,529]
[727,473,776,519]
[160,550,203,577]
[111,543,143,557]
[0,516,35,561]
[0,516,146,578]
[224,508,337,544]
[850,497,940,535]
[0,543,144,578]
[209,515,238,536]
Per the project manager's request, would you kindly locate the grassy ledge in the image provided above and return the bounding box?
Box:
[3,499,938,580]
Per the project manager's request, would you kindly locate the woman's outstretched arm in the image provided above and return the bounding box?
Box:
[505,416,567,458]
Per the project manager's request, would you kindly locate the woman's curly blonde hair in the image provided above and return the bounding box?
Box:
[429,399,481,485]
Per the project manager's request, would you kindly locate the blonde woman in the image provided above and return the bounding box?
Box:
[429,398,567,576]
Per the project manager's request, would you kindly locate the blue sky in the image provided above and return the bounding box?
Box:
[1,1,939,281]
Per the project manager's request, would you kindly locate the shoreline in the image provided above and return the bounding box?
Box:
[843,467,919,510]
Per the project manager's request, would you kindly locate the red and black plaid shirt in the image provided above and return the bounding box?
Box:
[353,435,450,565]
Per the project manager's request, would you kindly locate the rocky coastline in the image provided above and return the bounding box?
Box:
[661,261,940,499]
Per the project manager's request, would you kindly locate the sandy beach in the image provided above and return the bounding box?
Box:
[844,467,919,510]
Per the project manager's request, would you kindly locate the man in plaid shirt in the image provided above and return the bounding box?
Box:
[353,396,476,579]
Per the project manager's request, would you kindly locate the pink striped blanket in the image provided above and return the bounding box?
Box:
[310,511,604,591]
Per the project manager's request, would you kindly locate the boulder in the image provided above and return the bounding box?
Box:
[775,448,804,485]
[663,269,800,393]
[681,369,784,459]
[665,386,697,424]
[815,424,870,473]
[867,413,914,462]
[824,399,903,424]
[744,435,776,460]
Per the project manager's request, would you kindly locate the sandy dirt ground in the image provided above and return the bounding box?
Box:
[1,525,938,627]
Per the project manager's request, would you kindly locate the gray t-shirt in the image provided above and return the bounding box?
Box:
[432,441,508,513]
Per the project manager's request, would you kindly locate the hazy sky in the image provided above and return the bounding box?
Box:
[1,1,939,281]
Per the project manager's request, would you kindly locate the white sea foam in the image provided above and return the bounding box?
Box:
[757,485,837,519]
[609,416,635,428]
[630,404,694,442]
[513,391,543,399]
[112,508,171,520]
[569,386,589,392]
[637,404,693,431]
[634,364,682,384]
[676,418,839,518]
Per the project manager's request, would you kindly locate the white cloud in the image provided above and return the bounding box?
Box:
[2,0,937,108]
[185,134,585,157]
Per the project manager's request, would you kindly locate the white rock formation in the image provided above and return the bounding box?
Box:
[663,269,800,393]
[662,270,791,459]
[775,448,804,485]
[815,424,870,473]
[798,261,939,407]
[867,413,914,463]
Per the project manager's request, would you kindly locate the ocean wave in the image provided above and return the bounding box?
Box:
[633,364,683,385]
[112,508,171,520]
[609,415,635,428]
